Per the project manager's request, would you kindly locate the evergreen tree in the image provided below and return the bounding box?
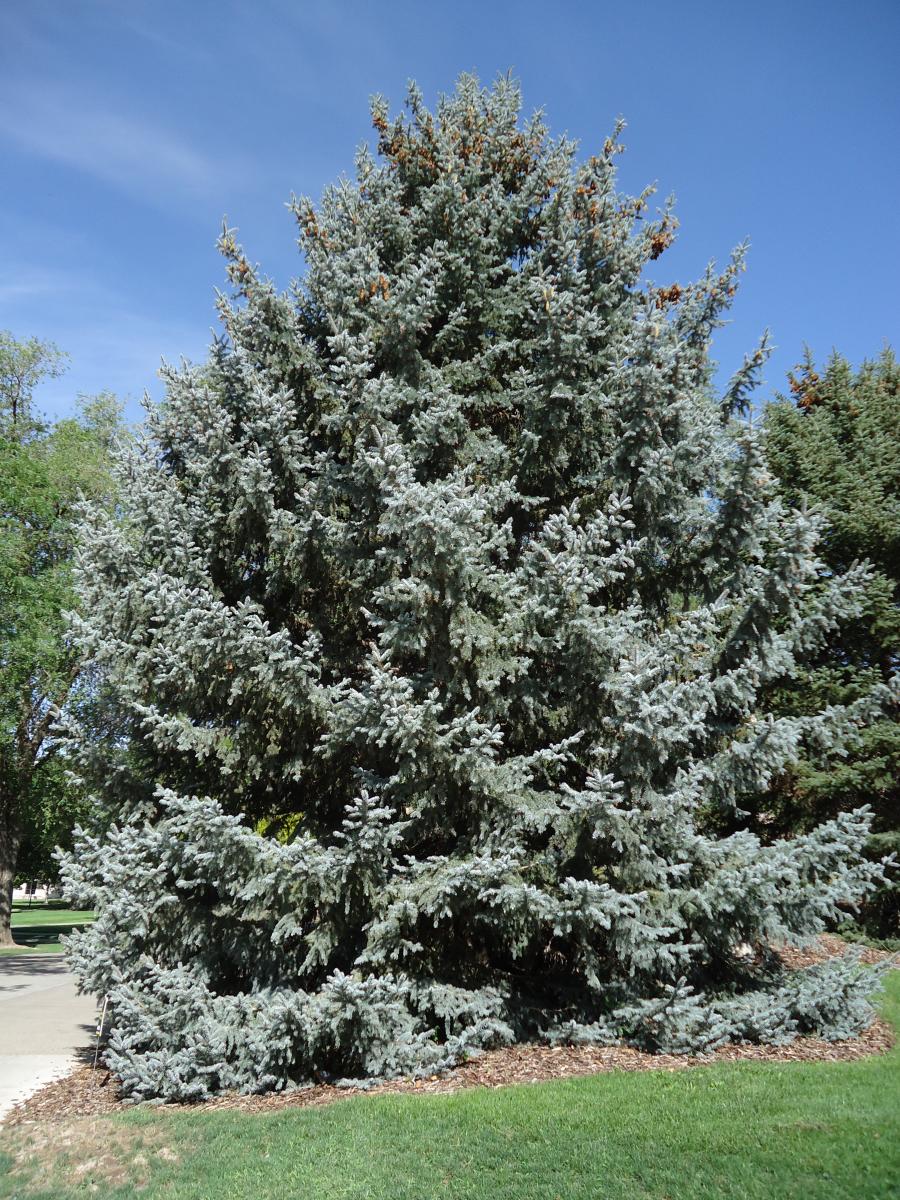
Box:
[61,77,893,1102]
[764,349,899,936]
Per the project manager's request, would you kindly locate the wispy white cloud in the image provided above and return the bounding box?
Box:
[27,306,211,423]
[0,257,209,421]
[0,268,82,306]
[105,5,211,64]
[0,81,235,208]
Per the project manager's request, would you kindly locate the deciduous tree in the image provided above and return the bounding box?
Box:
[0,333,118,946]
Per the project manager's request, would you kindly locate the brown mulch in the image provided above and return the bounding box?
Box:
[6,936,896,1126]
[777,933,892,969]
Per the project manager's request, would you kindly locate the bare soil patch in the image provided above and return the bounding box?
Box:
[6,935,894,1125]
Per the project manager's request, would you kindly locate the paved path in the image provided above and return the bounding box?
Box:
[0,955,97,1122]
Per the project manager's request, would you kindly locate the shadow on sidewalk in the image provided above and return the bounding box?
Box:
[0,955,71,978]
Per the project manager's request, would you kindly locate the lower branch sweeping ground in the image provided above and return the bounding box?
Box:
[8,937,894,1124]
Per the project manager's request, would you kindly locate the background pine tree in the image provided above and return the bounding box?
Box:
[763,349,899,938]
[60,77,893,1101]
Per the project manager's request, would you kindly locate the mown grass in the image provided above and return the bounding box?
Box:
[1,973,898,1199]
[0,903,95,955]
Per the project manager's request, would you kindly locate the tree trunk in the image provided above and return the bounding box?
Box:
[0,814,22,949]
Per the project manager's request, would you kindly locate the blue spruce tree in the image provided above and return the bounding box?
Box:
[60,76,893,1102]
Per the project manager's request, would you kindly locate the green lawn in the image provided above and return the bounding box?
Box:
[1,974,898,1199]
[0,902,95,955]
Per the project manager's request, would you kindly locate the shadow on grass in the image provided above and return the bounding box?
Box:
[7,923,89,948]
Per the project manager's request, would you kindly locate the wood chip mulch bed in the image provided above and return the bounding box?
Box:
[7,935,895,1126]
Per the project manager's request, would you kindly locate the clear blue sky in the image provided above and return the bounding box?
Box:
[2,0,898,422]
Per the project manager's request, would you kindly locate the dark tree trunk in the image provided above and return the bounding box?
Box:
[0,812,22,949]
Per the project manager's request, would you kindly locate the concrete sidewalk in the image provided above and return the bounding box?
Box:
[0,954,98,1122]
